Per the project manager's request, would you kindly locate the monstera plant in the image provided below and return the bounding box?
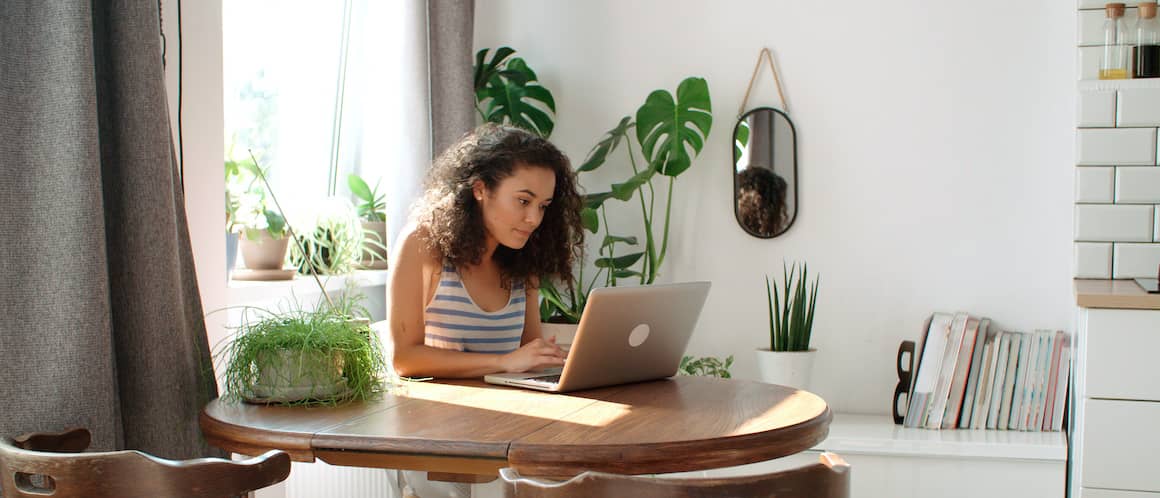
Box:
[540,77,713,323]
[474,47,556,138]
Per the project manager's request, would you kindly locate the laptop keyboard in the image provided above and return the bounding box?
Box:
[528,374,561,385]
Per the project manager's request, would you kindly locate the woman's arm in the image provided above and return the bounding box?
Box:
[388,226,564,378]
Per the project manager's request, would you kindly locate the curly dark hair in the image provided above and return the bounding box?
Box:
[737,166,788,236]
[412,123,585,288]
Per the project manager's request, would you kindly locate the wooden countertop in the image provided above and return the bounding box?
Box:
[1074,279,1160,310]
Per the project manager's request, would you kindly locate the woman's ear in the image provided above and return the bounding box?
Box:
[472,180,486,201]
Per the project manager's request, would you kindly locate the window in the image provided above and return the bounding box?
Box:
[223,0,390,223]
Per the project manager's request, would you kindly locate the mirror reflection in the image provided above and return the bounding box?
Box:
[733,107,797,238]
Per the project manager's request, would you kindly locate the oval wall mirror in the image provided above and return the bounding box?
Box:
[732,107,797,238]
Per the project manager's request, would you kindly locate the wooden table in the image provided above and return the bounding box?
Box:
[200,376,831,479]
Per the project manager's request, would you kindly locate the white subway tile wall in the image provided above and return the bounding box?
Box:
[1075,204,1155,242]
[1077,128,1157,165]
[1080,90,1116,127]
[1115,167,1160,203]
[1118,89,1160,126]
[1079,0,1117,9]
[1076,242,1114,278]
[1078,167,1116,203]
[1076,15,1160,277]
[1112,243,1160,278]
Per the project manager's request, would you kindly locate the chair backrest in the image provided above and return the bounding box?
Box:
[501,452,849,498]
[0,428,291,498]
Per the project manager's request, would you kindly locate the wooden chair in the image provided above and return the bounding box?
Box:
[0,428,290,498]
[501,452,849,498]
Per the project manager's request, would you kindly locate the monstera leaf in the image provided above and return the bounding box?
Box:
[475,50,556,138]
[577,117,633,172]
[635,77,712,177]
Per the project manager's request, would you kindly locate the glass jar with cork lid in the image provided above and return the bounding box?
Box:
[1102,3,1130,79]
[1135,2,1160,78]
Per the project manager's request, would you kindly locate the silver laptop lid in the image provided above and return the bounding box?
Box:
[554,281,711,392]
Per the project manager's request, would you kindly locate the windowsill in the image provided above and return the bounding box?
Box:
[226,269,388,305]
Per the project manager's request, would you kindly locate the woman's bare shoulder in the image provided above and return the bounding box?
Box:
[394,222,442,268]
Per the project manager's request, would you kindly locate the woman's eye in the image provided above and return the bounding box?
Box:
[518,198,530,206]
[539,204,549,211]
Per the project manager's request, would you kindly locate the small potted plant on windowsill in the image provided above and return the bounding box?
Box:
[755,261,820,390]
[227,157,292,279]
[348,173,388,270]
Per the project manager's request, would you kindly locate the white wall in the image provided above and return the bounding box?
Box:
[475,0,1076,414]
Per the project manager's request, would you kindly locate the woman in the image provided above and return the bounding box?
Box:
[388,123,584,379]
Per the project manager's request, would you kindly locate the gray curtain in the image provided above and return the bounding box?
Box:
[387,0,476,249]
[428,0,476,157]
[0,1,219,460]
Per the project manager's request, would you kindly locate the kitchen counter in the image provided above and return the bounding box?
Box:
[1074,279,1160,310]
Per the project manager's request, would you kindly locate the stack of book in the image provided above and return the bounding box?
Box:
[902,312,1070,431]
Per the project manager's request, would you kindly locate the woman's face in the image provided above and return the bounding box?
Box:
[474,163,556,250]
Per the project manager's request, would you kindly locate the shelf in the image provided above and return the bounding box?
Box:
[226,270,389,305]
[1078,78,1160,91]
[812,413,1067,462]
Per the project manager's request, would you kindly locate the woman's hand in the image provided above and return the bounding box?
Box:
[500,336,567,373]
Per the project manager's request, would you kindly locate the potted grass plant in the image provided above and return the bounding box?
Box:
[755,261,820,389]
[217,293,388,405]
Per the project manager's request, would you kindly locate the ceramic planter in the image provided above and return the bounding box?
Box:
[541,322,579,348]
[359,220,388,270]
[754,348,817,390]
[251,349,345,402]
[239,229,290,270]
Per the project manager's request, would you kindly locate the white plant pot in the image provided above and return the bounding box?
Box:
[754,348,817,390]
[540,322,579,348]
[251,349,345,402]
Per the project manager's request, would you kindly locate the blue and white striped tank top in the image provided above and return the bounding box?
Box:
[424,263,526,354]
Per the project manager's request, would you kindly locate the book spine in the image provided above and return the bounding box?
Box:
[1051,339,1072,432]
[987,332,1012,430]
[926,313,969,429]
[943,317,980,429]
[1042,331,1064,431]
[974,331,1002,429]
[1008,333,1031,430]
[998,332,1024,430]
[969,340,995,430]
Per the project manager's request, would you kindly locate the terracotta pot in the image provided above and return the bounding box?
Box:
[239,229,290,270]
[359,220,389,270]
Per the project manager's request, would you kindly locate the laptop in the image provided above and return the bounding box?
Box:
[484,281,711,392]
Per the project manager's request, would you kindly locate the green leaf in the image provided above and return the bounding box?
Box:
[347,174,372,202]
[264,210,286,239]
[612,269,642,279]
[577,117,633,172]
[610,167,656,201]
[601,235,638,249]
[478,57,556,137]
[733,119,750,164]
[580,207,599,233]
[635,77,713,177]
[584,191,616,210]
[595,252,644,269]
[473,47,516,92]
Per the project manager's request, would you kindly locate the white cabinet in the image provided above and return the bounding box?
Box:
[1072,308,1160,498]
[682,413,1066,498]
